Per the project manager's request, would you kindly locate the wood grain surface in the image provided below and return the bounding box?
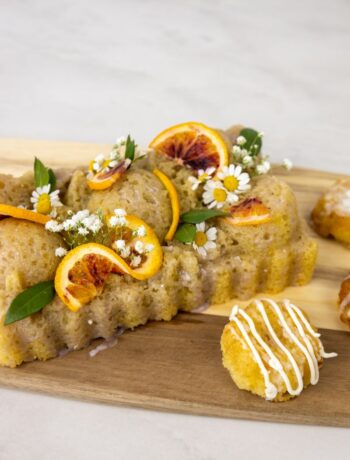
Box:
[0,139,349,427]
[0,313,348,427]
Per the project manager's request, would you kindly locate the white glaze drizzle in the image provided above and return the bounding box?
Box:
[229,299,337,400]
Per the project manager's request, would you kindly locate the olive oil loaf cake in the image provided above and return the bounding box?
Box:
[0,122,317,367]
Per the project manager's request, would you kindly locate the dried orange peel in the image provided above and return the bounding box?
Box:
[149,121,229,172]
[153,168,180,241]
[0,203,51,225]
[112,214,163,280]
[55,243,132,312]
[87,160,130,191]
[224,198,272,226]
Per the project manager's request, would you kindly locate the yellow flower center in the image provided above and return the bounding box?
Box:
[36,193,52,214]
[195,231,208,247]
[223,176,239,192]
[198,173,208,182]
[102,160,111,169]
[213,188,227,202]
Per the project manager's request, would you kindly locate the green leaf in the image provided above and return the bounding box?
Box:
[34,157,50,188]
[180,208,229,224]
[239,128,262,156]
[174,223,196,244]
[48,168,57,191]
[4,281,55,325]
[124,135,136,161]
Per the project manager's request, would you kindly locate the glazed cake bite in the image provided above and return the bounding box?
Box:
[311,179,350,248]
[0,122,317,367]
[221,299,337,401]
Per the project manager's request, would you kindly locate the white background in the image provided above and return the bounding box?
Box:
[0,1,349,459]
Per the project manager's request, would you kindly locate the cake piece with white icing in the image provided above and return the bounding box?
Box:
[221,299,337,402]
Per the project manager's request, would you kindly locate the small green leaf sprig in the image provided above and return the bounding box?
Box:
[232,127,293,176]
[5,280,55,325]
[174,208,228,244]
[34,157,57,191]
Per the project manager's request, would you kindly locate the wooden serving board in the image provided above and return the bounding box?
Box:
[0,139,349,427]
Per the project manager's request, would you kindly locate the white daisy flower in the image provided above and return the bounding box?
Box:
[45,220,63,233]
[217,164,251,194]
[203,180,238,209]
[55,247,68,257]
[30,185,62,216]
[188,167,216,190]
[236,135,246,146]
[256,160,271,175]
[192,222,217,257]
[282,158,293,170]
[115,136,126,146]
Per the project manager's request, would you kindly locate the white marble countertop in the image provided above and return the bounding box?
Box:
[0,0,349,459]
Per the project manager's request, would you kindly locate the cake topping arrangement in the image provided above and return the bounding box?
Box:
[221,299,337,401]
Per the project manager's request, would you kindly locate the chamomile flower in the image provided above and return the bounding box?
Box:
[192,222,217,257]
[30,185,62,216]
[203,180,238,209]
[55,247,68,257]
[188,167,216,190]
[217,165,251,194]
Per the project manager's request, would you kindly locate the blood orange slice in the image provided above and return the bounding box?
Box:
[55,243,132,312]
[153,168,180,241]
[224,198,272,226]
[87,160,130,191]
[110,214,163,280]
[0,203,51,225]
[149,122,229,172]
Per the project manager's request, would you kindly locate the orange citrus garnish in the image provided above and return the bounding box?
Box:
[111,214,163,280]
[0,203,51,225]
[149,121,229,172]
[152,168,180,241]
[224,198,272,226]
[55,243,132,312]
[87,160,130,191]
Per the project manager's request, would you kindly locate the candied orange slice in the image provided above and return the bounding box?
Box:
[224,198,272,226]
[111,214,163,280]
[87,160,130,191]
[152,168,180,241]
[149,121,229,172]
[0,203,50,225]
[55,243,132,312]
